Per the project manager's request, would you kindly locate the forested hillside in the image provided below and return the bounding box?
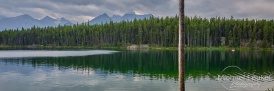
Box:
[0,16,273,48]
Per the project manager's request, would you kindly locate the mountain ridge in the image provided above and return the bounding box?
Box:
[0,13,153,31]
[0,14,73,31]
[88,13,153,25]
[0,15,6,20]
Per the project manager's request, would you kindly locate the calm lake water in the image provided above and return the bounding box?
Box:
[0,50,273,91]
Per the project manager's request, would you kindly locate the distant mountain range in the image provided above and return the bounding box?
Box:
[0,13,153,31]
[0,14,73,31]
[88,12,153,25]
[0,15,6,20]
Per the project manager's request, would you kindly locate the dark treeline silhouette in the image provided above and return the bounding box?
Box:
[0,16,273,47]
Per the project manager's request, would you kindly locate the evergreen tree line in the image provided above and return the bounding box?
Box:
[0,16,273,47]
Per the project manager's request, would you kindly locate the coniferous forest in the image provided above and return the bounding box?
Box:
[0,16,273,48]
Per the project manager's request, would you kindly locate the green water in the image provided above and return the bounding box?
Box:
[0,50,273,91]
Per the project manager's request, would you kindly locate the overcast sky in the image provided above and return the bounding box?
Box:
[0,0,274,23]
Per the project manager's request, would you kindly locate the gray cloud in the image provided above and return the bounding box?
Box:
[185,0,274,19]
[0,0,273,23]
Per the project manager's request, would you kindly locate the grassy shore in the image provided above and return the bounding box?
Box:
[0,45,273,50]
[150,46,273,51]
[0,45,124,50]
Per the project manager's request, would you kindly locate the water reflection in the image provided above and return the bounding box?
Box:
[0,50,178,80]
[0,50,273,90]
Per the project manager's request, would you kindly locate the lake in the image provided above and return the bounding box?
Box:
[0,50,273,91]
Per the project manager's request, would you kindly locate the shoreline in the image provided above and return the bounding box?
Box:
[0,45,273,50]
